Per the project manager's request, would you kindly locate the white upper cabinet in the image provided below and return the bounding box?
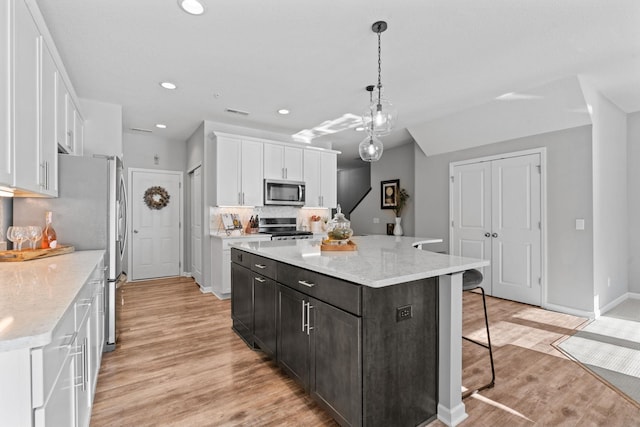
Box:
[303,150,337,208]
[264,143,303,181]
[215,136,264,206]
[12,0,41,194]
[0,1,11,185]
[0,0,84,196]
[40,40,58,196]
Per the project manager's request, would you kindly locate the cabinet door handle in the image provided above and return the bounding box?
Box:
[298,280,315,288]
[301,300,306,332]
[254,264,267,269]
[255,277,266,283]
[45,161,49,190]
[306,302,313,336]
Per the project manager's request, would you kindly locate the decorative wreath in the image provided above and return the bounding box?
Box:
[143,186,170,210]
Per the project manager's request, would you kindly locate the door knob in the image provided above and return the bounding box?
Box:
[484,232,491,238]
[133,229,139,234]
[492,233,498,238]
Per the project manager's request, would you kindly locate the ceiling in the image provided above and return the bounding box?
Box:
[36,0,640,169]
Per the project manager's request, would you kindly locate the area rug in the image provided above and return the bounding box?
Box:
[555,298,640,406]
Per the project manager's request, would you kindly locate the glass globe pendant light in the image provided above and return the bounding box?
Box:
[359,85,384,162]
[362,21,397,137]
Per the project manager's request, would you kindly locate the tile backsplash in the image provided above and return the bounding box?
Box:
[209,206,330,235]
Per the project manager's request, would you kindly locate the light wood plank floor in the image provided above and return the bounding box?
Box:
[91,277,640,426]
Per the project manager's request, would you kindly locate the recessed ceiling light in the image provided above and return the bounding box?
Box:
[160,81,177,90]
[156,124,167,129]
[178,0,205,15]
[278,109,290,115]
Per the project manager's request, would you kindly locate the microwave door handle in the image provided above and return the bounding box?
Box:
[299,185,302,202]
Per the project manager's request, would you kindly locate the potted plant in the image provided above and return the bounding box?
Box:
[392,188,410,236]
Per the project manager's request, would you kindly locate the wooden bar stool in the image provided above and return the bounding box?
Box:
[462,269,495,399]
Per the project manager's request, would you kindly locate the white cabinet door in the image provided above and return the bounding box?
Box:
[13,0,41,193]
[241,139,263,206]
[264,144,303,181]
[40,40,58,196]
[0,0,11,186]
[320,152,337,208]
[304,150,337,208]
[284,146,303,181]
[264,143,285,180]
[33,355,76,427]
[304,150,321,207]
[216,136,242,206]
[55,72,68,151]
[73,109,84,156]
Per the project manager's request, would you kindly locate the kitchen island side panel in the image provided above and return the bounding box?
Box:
[362,277,439,426]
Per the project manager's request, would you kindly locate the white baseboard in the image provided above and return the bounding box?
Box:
[628,292,640,300]
[437,402,468,427]
[212,290,230,300]
[543,302,594,319]
[599,293,630,316]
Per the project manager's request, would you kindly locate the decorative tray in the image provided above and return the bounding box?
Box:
[0,245,75,262]
[320,240,357,251]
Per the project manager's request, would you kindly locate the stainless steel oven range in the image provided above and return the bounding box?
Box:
[258,217,313,240]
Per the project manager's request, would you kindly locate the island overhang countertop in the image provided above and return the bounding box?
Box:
[231,235,489,288]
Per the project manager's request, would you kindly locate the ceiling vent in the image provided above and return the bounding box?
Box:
[130,127,153,133]
[225,108,250,116]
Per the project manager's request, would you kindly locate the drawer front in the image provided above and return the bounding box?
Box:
[251,255,277,280]
[75,281,93,329]
[277,263,361,316]
[231,248,252,268]
[31,305,76,408]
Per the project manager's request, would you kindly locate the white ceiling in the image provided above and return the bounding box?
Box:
[36,0,640,168]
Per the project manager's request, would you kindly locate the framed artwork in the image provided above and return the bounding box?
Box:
[381,179,399,209]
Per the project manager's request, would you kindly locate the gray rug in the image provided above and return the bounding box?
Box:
[558,299,640,404]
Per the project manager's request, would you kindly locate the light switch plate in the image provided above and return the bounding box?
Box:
[576,219,585,230]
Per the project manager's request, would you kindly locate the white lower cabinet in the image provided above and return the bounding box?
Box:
[28,255,104,427]
[211,235,271,298]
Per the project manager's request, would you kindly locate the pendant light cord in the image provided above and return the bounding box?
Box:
[377,29,382,108]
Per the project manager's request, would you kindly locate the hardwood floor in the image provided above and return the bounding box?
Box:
[91,277,640,427]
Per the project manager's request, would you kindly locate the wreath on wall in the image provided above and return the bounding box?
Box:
[143,186,170,210]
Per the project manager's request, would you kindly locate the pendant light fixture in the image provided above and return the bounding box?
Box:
[362,21,397,137]
[359,85,384,162]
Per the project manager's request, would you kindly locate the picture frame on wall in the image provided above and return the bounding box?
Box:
[381,179,399,209]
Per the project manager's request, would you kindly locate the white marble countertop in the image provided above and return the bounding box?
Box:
[0,250,104,352]
[231,235,488,288]
[210,232,272,239]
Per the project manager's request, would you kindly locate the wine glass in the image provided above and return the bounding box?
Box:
[7,226,26,251]
[27,226,42,250]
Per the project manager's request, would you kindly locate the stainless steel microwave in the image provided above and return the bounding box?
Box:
[264,179,306,206]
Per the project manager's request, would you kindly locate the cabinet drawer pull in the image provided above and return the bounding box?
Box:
[58,332,77,349]
[298,280,315,288]
[254,264,267,269]
[306,303,314,336]
[255,277,266,283]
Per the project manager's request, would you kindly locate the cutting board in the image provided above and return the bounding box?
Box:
[320,240,357,251]
[0,245,75,262]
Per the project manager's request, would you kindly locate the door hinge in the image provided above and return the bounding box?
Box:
[179,182,182,188]
[451,220,454,227]
[538,221,541,230]
[538,277,541,285]
[536,165,541,174]
[450,176,454,183]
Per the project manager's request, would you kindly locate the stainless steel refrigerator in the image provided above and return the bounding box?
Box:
[13,154,127,352]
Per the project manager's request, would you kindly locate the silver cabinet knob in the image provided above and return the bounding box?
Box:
[133,230,139,234]
[492,233,498,238]
[484,232,491,238]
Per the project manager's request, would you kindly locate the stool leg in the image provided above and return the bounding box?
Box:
[462,287,496,399]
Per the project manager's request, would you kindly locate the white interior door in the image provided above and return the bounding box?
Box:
[130,169,182,280]
[451,152,542,306]
[491,155,541,305]
[451,161,493,293]
[190,166,202,285]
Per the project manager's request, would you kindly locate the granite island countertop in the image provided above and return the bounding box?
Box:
[231,235,488,288]
[0,250,105,352]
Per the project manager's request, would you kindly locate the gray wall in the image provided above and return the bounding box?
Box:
[337,164,371,218]
[0,197,12,249]
[628,112,640,294]
[413,125,595,313]
[351,143,415,237]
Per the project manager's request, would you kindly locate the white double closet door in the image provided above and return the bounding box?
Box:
[450,152,542,306]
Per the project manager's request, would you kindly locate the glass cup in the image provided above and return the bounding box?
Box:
[27,225,43,250]
[7,226,28,251]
